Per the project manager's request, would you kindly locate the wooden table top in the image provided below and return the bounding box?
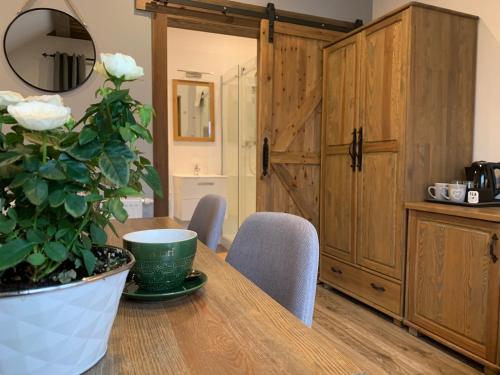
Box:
[86,217,362,375]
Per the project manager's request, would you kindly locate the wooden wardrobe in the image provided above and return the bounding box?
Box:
[319,3,478,320]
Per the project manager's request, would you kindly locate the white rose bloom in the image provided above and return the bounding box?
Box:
[7,101,71,131]
[0,91,24,110]
[101,53,144,81]
[25,95,64,106]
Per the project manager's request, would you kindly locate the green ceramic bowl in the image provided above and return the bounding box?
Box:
[123,229,198,292]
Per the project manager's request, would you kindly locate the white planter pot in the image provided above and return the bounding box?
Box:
[0,249,134,375]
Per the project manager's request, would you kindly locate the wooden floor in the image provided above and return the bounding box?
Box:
[314,284,481,375]
[218,249,481,374]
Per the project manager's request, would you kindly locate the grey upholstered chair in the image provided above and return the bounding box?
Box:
[226,212,319,327]
[188,194,227,250]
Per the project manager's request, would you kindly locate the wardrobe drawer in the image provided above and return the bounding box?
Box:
[320,255,401,315]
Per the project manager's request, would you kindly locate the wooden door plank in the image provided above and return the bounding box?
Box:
[272,163,318,225]
[270,151,320,165]
[272,80,322,152]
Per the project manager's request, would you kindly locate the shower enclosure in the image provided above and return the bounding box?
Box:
[221,58,257,244]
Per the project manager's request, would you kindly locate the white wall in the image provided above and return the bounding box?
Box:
[167,28,256,215]
[372,0,500,162]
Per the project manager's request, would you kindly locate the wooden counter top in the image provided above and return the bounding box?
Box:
[406,201,500,222]
[86,217,362,375]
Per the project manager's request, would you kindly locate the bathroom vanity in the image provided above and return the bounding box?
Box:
[172,175,228,221]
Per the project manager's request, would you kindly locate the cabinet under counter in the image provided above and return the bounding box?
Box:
[406,202,500,374]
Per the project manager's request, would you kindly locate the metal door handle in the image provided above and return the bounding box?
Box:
[348,128,357,172]
[490,233,498,263]
[330,267,343,275]
[197,182,215,186]
[370,283,385,292]
[262,137,269,177]
[357,127,363,172]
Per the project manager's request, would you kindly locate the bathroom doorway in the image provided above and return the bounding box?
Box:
[221,58,257,244]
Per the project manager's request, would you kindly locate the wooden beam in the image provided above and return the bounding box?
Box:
[270,151,320,165]
[152,13,170,217]
[272,163,318,225]
[272,80,322,152]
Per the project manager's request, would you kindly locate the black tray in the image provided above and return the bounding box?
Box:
[426,198,500,207]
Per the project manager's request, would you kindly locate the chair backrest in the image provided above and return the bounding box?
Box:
[188,194,227,250]
[226,212,319,326]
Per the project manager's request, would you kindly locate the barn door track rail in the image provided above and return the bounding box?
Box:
[142,0,362,41]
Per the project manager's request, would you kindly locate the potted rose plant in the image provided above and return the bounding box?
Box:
[0,53,162,375]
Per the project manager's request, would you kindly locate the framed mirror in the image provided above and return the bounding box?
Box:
[3,8,96,92]
[173,79,215,142]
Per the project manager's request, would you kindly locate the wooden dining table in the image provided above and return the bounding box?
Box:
[86,217,363,374]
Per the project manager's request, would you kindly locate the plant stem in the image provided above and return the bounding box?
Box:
[42,132,47,164]
[67,208,92,250]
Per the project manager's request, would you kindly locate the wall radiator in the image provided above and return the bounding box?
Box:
[122,198,154,218]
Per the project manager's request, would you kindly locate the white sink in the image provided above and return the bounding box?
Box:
[172,175,228,221]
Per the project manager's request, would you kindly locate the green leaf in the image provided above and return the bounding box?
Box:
[142,166,163,198]
[26,228,45,244]
[9,173,30,189]
[0,239,33,271]
[79,128,98,145]
[85,193,102,202]
[64,160,91,184]
[119,126,133,142]
[82,249,97,275]
[39,161,66,180]
[64,194,87,218]
[130,124,152,143]
[0,219,16,234]
[116,186,142,197]
[23,177,48,205]
[109,198,128,223]
[27,253,46,266]
[49,189,66,208]
[0,114,17,125]
[90,223,107,246]
[23,156,40,172]
[44,242,68,262]
[55,228,71,240]
[0,151,23,167]
[7,209,17,221]
[104,140,135,161]
[139,105,154,126]
[98,153,129,187]
[105,89,129,104]
[67,139,101,161]
[5,132,23,145]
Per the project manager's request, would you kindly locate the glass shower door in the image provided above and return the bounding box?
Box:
[221,58,257,244]
[238,59,257,227]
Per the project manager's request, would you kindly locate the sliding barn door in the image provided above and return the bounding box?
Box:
[257,20,343,228]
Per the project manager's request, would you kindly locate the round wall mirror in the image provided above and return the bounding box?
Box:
[3,8,96,93]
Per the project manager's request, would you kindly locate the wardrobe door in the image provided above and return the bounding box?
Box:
[355,11,409,280]
[324,35,359,147]
[360,11,409,143]
[321,35,359,262]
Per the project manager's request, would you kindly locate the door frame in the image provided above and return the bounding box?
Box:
[143,0,359,216]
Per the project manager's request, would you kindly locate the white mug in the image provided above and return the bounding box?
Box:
[444,183,467,203]
[428,183,448,201]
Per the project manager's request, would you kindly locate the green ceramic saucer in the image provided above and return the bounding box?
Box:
[122,270,207,301]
